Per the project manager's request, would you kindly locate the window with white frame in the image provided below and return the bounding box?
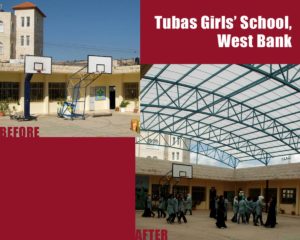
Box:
[0,21,4,32]
[0,42,3,55]
[281,188,296,204]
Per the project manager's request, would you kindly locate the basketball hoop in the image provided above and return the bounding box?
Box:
[37,70,42,74]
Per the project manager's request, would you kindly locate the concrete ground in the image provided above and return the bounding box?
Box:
[0,111,139,137]
[136,210,300,240]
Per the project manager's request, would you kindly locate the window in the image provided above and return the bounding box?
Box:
[192,186,206,203]
[21,36,24,46]
[172,137,176,145]
[0,82,19,102]
[27,17,30,27]
[123,82,139,100]
[0,21,3,32]
[176,152,179,160]
[0,42,3,55]
[151,184,160,200]
[281,188,296,204]
[172,152,175,160]
[49,83,66,101]
[21,17,25,27]
[26,35,30,46]
[30,83,44,102]
[177,136,181,146]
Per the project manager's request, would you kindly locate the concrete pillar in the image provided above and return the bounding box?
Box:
[296,181,300,215]
[277,186,280,214]
[169,183,173,194]
[149,176,152,194]
[85,86,91,111]
[44,78,49,114]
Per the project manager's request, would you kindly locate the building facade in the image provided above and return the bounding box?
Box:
[0,62,140,114]
[135,133,191,163]
[136,157,300,216]
[0,2,45,62]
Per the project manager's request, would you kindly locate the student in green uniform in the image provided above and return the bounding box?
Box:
[157,195,166,218]
[231,196,239,223]
[166,194,175,224]
[184,193,192,215]
[237,197,247,224]
[178,194,187,223]
[254,196,265,226]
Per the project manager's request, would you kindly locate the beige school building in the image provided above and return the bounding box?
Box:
[136,157,300,216]
[0,61,140,114]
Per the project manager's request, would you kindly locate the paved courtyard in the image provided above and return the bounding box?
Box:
[0,111,139,137]
[136,210,300,240]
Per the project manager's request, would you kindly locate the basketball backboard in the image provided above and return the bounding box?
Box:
[24,56,52,74]
[172,163,193,179]
[87,55,112,74]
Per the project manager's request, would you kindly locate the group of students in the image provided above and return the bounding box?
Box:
[142,193,192,224]
[212,194,277,229]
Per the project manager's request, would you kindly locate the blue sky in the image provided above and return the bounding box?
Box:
[3,0,140,61]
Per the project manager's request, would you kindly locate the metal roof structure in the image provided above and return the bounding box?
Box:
[137,64,300,168]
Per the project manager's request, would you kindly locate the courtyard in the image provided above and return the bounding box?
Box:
[136,210,300,240]
[0,111,139,137]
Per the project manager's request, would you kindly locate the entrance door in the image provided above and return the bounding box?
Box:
[90,87,95,111]
[109,86,116,109]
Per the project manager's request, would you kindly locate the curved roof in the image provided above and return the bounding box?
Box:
[138,64,300,168]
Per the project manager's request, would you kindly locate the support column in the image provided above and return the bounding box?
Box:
[265,180,269,212]
[44,79,49,114]
[169,183,173,194]
[277,186,280,214]
[24,74,33,119]
[148,176,152,194]
[296,181,300,215]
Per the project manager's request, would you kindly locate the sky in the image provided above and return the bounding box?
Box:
[2,0,140,61]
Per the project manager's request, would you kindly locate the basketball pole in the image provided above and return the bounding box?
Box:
[24,73,34,120]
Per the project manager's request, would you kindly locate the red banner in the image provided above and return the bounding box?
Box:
[0,138,135,240]
[141,0,300,63]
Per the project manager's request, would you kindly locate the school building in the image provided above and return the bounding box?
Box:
[136,156,300,216]
[0,61,140,114]
[137,64,300,216]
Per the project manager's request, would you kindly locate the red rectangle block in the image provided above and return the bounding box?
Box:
[0,138,135,240]
[141,0,300,63]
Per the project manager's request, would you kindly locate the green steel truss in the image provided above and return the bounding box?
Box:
[138,64,300,168]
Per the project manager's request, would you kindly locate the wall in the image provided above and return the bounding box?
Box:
[34,10,43,56]
[141,173,300,215]
[0,69,140,114]
[0,12,13,61]
[14,9,35,59]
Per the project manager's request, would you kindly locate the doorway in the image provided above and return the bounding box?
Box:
[109,86,116,109]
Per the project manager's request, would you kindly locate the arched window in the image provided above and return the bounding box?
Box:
[0,21,3,32]
[0,42,3,55]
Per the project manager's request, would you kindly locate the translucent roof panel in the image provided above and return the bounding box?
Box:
[140,64,300,168]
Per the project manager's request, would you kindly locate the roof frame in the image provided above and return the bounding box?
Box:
[139,64,300,168]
